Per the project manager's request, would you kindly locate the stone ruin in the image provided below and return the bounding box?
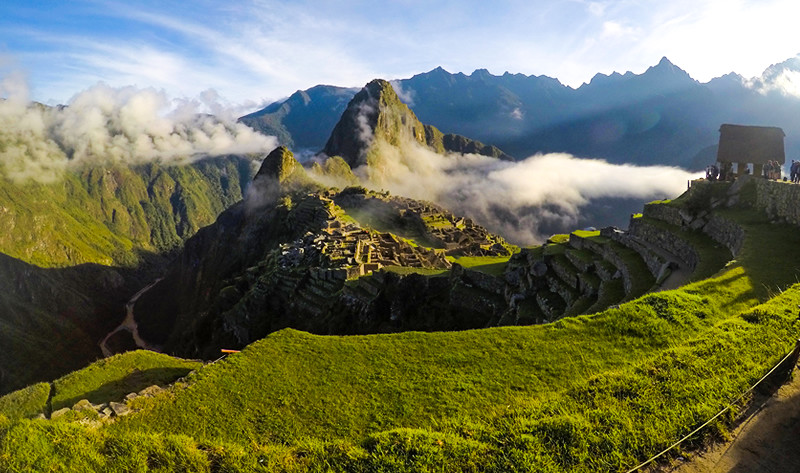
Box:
[279,192,451,280]
[332,189,511,257]
[44,384,167,422]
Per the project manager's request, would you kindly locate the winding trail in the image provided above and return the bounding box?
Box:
[99,278,163,357]
[660,361,800,473]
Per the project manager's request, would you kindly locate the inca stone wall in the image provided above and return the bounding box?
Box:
[750,176,800,226]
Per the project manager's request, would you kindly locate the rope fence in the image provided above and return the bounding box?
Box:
[624,338,800,473]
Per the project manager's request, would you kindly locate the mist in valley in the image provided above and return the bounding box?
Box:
[0,74,276,183]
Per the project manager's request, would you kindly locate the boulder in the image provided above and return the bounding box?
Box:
[109,401,131,417]
[72,399,95,412]
[51,407,71,419]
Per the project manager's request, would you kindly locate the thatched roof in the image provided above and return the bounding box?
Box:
[717,124,785,165]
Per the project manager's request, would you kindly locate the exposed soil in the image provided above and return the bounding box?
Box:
[657,362,800,473]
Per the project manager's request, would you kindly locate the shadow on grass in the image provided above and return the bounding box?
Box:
[53,367,193,410]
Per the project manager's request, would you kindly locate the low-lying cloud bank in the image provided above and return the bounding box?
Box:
[0,75,276,182]
[339,140,700,245]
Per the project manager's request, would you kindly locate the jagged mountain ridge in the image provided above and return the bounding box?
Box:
[241,56,800,169]
[240,84,359,153]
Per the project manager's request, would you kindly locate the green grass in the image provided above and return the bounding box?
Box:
[544,243,567,256]
[448,255,513,276]
[50,351,202,412]
[565,248,595,265]
[381,265,448,276]
[547,234,570,244]
[3,196,800,470]
[0,383,50,420]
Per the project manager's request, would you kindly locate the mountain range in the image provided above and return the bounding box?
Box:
[5,56,800,471]
[241,56,800,169]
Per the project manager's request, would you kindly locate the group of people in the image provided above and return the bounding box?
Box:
[763,160,782,180]
[705,160,800,183]
[705,162,732,181]
[791,160,800,183]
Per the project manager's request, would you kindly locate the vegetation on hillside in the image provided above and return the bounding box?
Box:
[0,156,254,268]
[2,187,800,471]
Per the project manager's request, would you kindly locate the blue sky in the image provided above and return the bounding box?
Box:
[2,0,799,110]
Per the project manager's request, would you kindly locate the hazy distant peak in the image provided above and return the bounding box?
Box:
[646,56,691,78]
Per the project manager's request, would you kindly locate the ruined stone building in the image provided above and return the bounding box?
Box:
[716,124,785,178]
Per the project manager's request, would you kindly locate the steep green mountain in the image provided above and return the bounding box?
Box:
[238,85,359,152]
[322,79,513,168]
[0,154,259,394]
[0,255,133,394]
[3,176,800,472]
[0,156,255,268]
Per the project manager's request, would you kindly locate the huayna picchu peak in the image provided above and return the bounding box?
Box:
[322,78,513,169]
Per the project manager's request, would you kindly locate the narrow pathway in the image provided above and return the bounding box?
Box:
[661,362,800,473]
[628,235,693,291]
[99,278,163,357]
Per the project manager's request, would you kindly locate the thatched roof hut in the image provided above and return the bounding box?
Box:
[717,124,785,165]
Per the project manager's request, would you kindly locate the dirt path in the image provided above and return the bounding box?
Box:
[629,235,692,291]
[660,363,800,473]
[99,278,163,357]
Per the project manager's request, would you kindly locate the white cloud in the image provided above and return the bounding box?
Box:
[0,75,276,183]
[346,138,697,245]
[600,20,640,39]
[6,0,800,104]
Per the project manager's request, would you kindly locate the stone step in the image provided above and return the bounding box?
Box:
[536,290,566,322]
[587,278,625,314]
[577,272,601,296]
[550,254,580,290]
[627,217,700,272]
[563,294,598,318]
[594,259,620,282]
[564,248,595,273]
[601,226,667,278]
[578,235,654,300]
[546,274,579,307]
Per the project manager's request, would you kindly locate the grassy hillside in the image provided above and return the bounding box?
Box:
[2,193,800,471]
[0,156,254,268]
[0,155,257,397]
